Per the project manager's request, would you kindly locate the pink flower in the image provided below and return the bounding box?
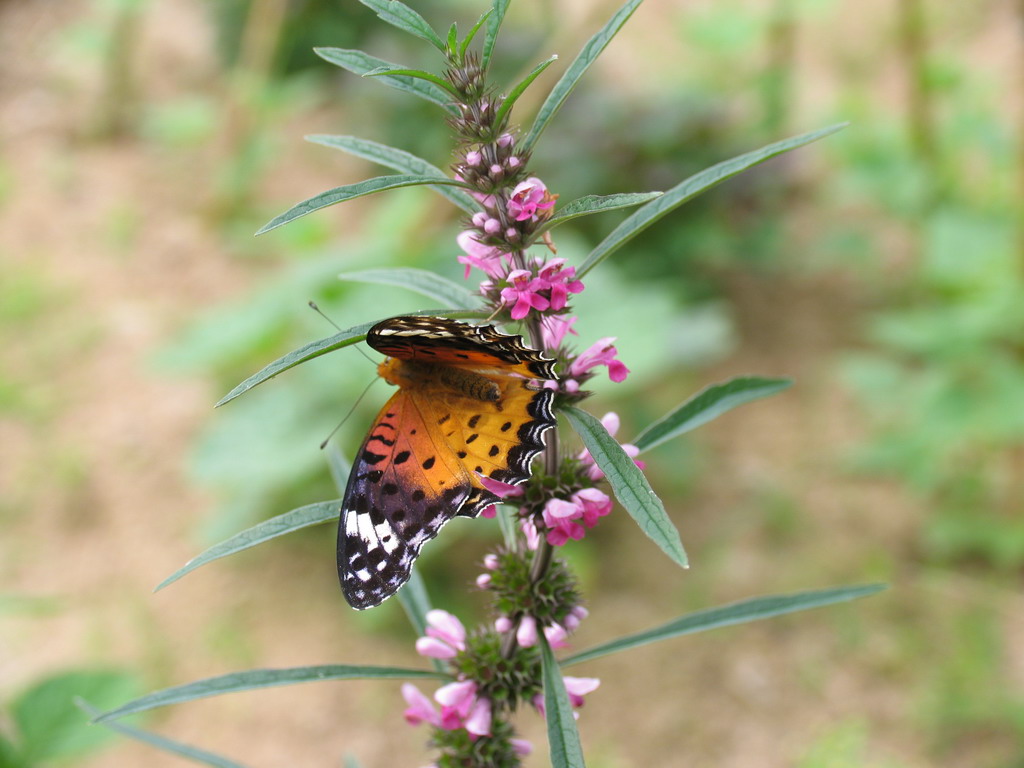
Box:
[483,554,500,570]
[495,616,513,633]
[578,412,645,482]
[478,473,524,499]
[516,615,538,648]
[457,231,506,280]
[500,269,550,320]
[402,683,441,727]
[520,517,541,550]
[475,573,492,589]
[433,680,493,736]
[563,605,589,632]
[563,676,600,708]
[506,177,557,222]
[569,337,630,383]
[464,696,492,737]
[572,487,612,527]
[544,622,570,649]
[535,258,584,311]
[542,498,586,547]
[511,738,533,756]
[532,675,600,718]
[540,313,578,350]
[415,610,466,659]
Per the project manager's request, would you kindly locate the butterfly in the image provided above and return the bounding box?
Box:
[338,315,557,609]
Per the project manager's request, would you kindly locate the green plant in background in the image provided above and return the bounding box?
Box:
[0,669,138,768]
[95,0,882,765]
[837,1,1024,570]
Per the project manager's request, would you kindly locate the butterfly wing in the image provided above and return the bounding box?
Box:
[338,388,474,610]
[367,315,554,379]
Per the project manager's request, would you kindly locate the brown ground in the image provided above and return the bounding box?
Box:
[2,1,1021,767]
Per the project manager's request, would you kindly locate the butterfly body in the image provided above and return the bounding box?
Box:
[338,316,556,610]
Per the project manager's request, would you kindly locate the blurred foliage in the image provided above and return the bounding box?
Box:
[833,10,1024,570]
[0,669,140,767]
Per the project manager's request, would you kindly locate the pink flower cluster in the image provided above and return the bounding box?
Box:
[542,487,613,546]
[500,257,584,319]
[490,606,589,650]
[405,610,495,737]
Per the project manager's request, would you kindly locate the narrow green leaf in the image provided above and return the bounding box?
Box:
[95,666,449,722]
[634,376,793,454]
[75,700,250,768]
[446,22,458,53]
[563,407,687,568]
[306,135,478,213]
[562,584,887,667]
[256,175,470,235]
[540,635,586,768]
[215,308,488,407]
[482,0,510,70]
[459,9,492,60]
[324,443,351,493]
[155,501,340,592]
[314,48,455,112]
[538,192,663,233]
[522,0,643,152]
[357,0,445,51]
[337,268,479,309]
[363,66,460,98]
[494,55,559,129]
[397,569,433,638]
[496,504,517,548]
[15,671,138,762]
[579,123,848,277]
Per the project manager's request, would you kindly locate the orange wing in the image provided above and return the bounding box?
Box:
[337,316,556,610]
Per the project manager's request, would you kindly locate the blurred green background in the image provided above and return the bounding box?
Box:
[1,0,1022,766]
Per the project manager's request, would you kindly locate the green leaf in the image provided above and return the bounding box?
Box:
[0,734,25,768]
[634,376,793,453]
[522,0,643,152]
[561,584,887,667]
[357,0,445,52]
[397,568,433,638]
[538,192,663,233]
[14,670,139,762]
[446,22,458,54]
[494,55,559,129]
[155,500,340,592]
[215,308,487,407]
[363,66,460,98]
[540,635,586,768]
[325,443,351,493]
[343,755,365,768]
[459,9,492,61]
[564,407,687,568]
[306,135,478,213]
[482,0,510,70]
[336,268,479,309]
[578,123,848,277]
[95,666,448,722]
[314,48,456,113]
[256,175,470,235]
[75,700,250,768]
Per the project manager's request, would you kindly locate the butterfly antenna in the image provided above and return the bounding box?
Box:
[320,375,380,450]
[308,300,378,365]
